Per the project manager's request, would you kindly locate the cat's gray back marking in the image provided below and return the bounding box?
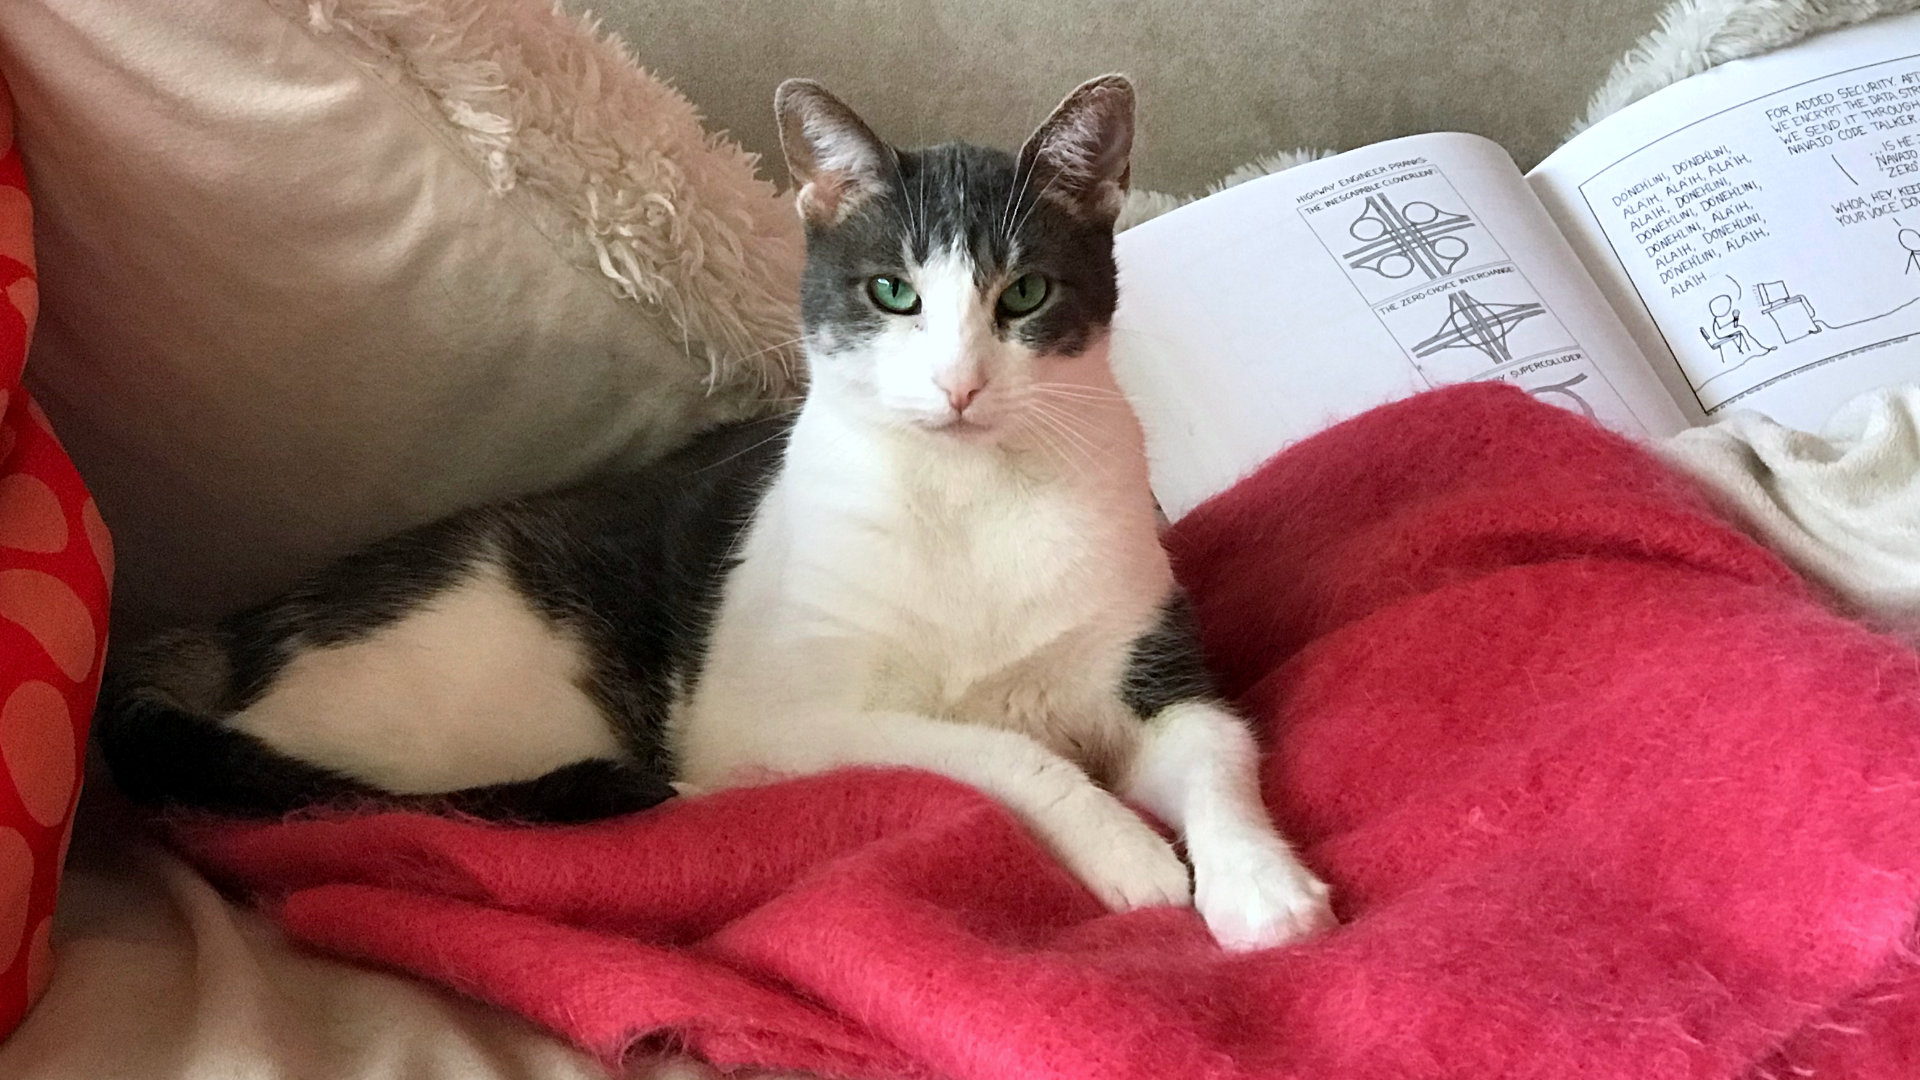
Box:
[96,416,793,820]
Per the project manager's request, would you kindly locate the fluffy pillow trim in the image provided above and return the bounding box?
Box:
[281,0,806,395]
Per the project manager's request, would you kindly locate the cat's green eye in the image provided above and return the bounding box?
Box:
[997,272,1050,318]
[867,276,921,315]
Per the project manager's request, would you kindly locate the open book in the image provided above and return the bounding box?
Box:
[1114,12,1920,519]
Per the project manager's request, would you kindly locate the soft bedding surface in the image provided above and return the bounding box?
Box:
[154,384,1920,1080]
[0,788,619,1080]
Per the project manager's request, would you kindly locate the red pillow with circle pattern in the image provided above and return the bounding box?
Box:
[0,72,111,1037]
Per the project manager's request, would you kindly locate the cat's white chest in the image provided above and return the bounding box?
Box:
[686,401,1168,774]
[864,479,1105,701]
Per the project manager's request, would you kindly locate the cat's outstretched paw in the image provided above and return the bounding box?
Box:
[1044,786,1192,912]
[1193,831,1335,951]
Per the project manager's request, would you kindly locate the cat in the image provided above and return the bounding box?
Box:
[96,75,1335,951]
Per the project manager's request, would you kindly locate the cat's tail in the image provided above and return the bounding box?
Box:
[94,627,385,816]
[94,629,673,824]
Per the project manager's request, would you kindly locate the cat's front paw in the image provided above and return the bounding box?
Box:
[1043,786,1192,913]
[1192,830,1335,951]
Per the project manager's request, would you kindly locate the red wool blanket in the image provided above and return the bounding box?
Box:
[177,384,1920,1079]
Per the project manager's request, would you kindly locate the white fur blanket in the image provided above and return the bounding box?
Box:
[1662,390,1920,629]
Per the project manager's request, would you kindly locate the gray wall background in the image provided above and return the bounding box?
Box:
[570,0,1671,193]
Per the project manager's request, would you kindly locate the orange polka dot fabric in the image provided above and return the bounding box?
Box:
[0,74,109,1035]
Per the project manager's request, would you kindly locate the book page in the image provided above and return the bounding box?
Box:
[1112,132,1686,519]
[1530,13,1920,430]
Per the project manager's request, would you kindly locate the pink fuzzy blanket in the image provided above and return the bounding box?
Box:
[177,384,1920,1079]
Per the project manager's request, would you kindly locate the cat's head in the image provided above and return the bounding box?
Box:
[775,75,1133,444]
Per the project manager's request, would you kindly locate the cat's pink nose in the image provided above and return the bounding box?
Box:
[937,372,984,414]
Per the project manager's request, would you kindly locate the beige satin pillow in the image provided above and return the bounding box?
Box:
[0,0,804,631]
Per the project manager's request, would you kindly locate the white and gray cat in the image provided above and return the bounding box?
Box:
[97,76,1334,950]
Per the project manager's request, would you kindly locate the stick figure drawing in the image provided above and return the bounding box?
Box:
[1699,292,1774,361]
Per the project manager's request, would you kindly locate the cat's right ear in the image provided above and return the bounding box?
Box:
[1017,74,1135,226]
[775,79,892,227]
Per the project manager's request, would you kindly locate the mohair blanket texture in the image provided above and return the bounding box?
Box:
[175,384,1920,1079]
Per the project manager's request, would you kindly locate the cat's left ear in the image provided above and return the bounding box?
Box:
[775,79,893,227]
[1017,74,1135,226]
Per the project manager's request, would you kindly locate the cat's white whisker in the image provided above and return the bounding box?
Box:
[1000,148,1038,242]
[1031,383,1131,405]
[1017,410,1082,474]
[1032,378,1127,395]
[689,426,795,477]
[1008,167,1066,242]
[916,156,930,251]
[1032,397,1104,459]
[1022,397,1101,473]
[886,147,920,247]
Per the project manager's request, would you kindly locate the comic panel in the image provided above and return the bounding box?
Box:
[1300,165,1509,306]
[1373,265,1579,384]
